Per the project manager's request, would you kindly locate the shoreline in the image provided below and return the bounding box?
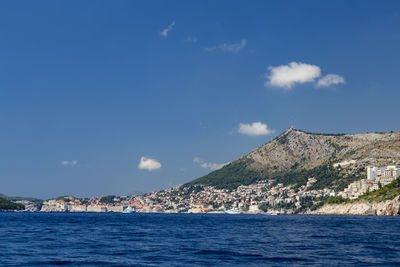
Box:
[2,210,399,216]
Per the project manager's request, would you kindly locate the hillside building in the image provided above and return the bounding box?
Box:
[340,165,400,199]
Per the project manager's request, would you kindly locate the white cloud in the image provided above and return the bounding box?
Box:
[204,46,217,52]
[201,162,227,171]
[205,39,247,53]
[138,157,162,171]
[61,160,78,167]
[160,21,175,38]
[238,122,275,136]
[186,36,198,43]
[193,157,202,163]
[266,62,321,89]
[193,157,228,171]
[317,74,345,87]
[219,39,246,53]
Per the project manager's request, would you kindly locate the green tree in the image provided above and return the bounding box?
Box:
[326,196,350,204]
[258,204,269,212]
[99,195,116,203]
[0,197,25,210]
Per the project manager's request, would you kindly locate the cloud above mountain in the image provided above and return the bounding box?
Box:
[266,62,321,89]
[265,62,344,90]
[238,122,275,136]
[138,157,162,171]
[193,157,228,171]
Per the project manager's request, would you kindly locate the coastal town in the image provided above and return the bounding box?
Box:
[15,165,396,214]
[37,177,331,214]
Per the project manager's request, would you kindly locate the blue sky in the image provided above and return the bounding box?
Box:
[1,1,399,199]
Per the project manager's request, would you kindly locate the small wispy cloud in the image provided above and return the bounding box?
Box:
[61,160,78,167]
[220,39,247,53]
[317,74,345,87]
[204,46,217,52]
[160,21,175,38]
[238,122,275,136]
[186,36,198,43]
[201,162,228,171]
[205,39,247,54]
[193,157,228,171]
[193,157,203,164]
[138,157,162,171]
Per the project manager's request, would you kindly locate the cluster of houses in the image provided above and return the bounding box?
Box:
[103,177,333,214]
[339,166,400,199]
[40,195,136,212]
[38,165,400,213]
[39,177,335,213]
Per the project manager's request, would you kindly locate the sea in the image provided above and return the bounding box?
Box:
[1,213,400,266]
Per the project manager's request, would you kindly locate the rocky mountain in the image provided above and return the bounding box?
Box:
[187,128,400,191]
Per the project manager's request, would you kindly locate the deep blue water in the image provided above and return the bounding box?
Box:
[1,213,400,266]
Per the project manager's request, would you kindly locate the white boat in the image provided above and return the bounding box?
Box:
[266,210,280,216]
[225,207,242,214]
[122,206,136,213]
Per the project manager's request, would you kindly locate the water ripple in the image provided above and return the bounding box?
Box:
[0,213,400,266]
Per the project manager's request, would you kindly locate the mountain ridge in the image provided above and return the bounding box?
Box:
[186,128,400,191]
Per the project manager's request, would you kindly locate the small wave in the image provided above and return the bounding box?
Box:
[194,250,308,262]
[28,260,73,265]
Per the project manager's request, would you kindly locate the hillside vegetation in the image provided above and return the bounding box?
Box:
[0,193,42,203]
[186,161,260,190]
[357,179,400,202]
[0,197,25,211]
[187,128,400,191]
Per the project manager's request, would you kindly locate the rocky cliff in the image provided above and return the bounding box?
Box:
[310,196,400,216]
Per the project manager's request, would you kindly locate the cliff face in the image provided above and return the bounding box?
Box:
[310,196,400,216]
